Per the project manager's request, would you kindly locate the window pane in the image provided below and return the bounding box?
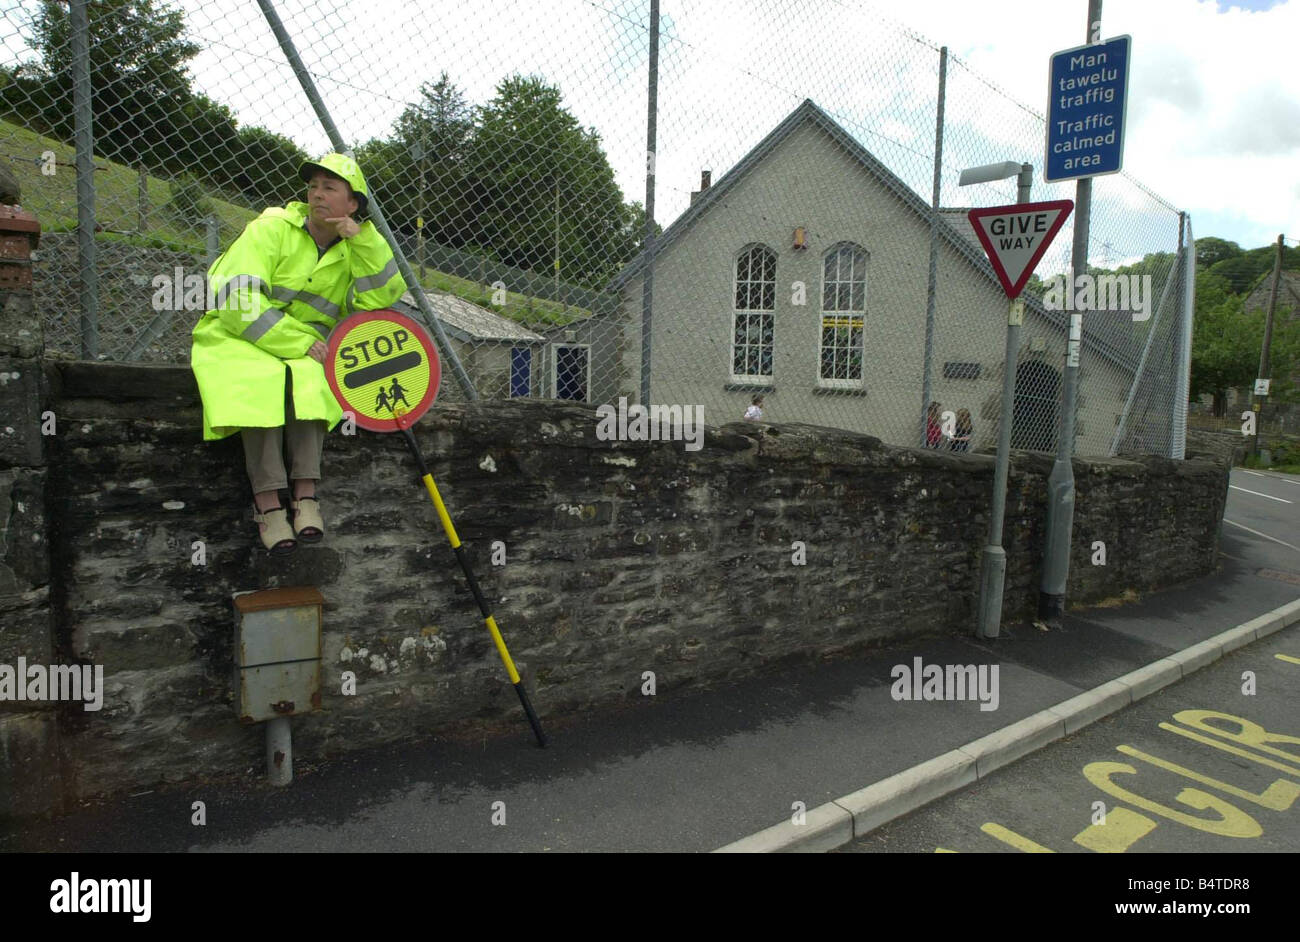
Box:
[737,252,751,282]
[836,283,849,310]
[761,316,773,342]
[761,251,775,282]
[760,348,772,375]
[760,283,774,310]
[852,251,866,282]
[851,282,865,311]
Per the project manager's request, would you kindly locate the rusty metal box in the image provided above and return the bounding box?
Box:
[233,587,323,724]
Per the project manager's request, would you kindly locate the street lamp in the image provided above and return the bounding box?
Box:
[960,160,1032,639]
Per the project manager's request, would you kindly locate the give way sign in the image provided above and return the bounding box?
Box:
[967,200,1074,299]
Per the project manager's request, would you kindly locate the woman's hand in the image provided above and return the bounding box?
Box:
[307,341,328,363]
[326,216,360,239]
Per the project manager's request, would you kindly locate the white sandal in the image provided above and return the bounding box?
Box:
[292,497,325,543]
[253,504,297,555]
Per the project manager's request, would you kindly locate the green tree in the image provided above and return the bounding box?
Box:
[222,126,310,208]
[1190,281,1300,414]
[358,72,474,242]
[467,74,641,288]
[27,0,201,170]
[1195,237,1242,269]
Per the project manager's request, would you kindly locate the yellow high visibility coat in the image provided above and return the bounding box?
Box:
[191,201,404,441]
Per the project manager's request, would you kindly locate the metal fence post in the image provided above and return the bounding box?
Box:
[71,0,98,359]
[640,0,659,407]
[205,214,220,267]
[254,0,477,401]
[920,46,947,447]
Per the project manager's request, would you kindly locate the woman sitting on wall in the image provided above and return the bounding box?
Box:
[190,153,405,555]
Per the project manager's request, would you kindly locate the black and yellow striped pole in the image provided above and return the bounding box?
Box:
[393,410,547,748]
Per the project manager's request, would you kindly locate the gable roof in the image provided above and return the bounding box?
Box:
[397,289,546,344]
[610,98,1150,374]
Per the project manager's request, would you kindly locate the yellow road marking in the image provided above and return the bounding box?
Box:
[1171,710,1300,770]
[1160,722,1300,778]
[1276,654,1300,665]
[1072,806,1158,853]
[981,822,1054,852]
[1118,744,1300,811]
[1083,761,1262,838]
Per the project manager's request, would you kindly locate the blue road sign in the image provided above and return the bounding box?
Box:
[1045,35,1131,183]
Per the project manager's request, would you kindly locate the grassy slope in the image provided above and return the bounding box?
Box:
[2,117,593,327]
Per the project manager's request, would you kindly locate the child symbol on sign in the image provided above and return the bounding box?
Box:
[374,385,391,414]
[389,377,410,411]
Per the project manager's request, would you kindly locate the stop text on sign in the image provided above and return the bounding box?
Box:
[340,328,411,368]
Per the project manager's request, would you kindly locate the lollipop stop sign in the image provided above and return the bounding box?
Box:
[325,309,440,431]
[323,307,548,748]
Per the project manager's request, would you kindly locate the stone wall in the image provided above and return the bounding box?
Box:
[4,361,1228,811]
[0,242,59,819]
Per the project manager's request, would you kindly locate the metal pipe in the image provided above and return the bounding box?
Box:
[71,0,98,359]
[254,0,477,400]
[266,716,292,786]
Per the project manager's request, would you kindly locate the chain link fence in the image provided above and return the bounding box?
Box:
[0,0,1193,456]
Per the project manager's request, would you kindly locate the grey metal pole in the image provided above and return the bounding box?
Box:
[920,46,948,446]
[71,0,98,360]
[254,0,477,401]
[266,716,292,786]
[976,163,1033,639]
[640,0,659,406]
[1110,212,1182,455]
[1251,233,1285,459]
[1038,0,1102,628]
[205,214,220,267]
[1168,216,1194,457]
[1179,216,1196,454]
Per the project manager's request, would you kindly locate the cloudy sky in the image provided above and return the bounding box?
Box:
[883,0,1299,253]
[4,0,1296,258]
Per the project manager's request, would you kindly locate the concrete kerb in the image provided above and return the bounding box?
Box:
[712,598,1300,853]
[713,800,853,854]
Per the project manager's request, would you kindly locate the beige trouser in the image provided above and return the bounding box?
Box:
[240,367,327,495]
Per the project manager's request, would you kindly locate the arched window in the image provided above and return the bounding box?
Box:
[819,242,867,386]
[732,244,776,381]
